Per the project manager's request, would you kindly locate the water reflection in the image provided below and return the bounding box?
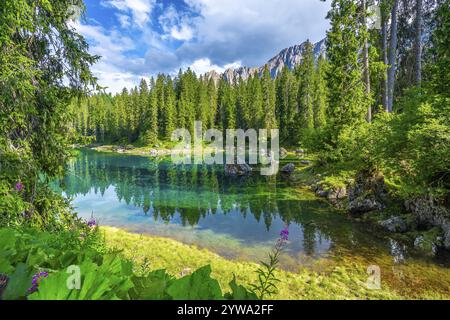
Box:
[62,149,397,267]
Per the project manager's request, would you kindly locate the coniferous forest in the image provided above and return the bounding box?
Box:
[1,0,450,303]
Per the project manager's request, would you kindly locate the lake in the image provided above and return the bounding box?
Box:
[61,149,450,291]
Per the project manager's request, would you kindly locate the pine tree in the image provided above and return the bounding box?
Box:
[297,40,315,133]
[236,77,250,130]
[143,77,158,145]
[261,65,276,130]
[163,76,176,138]
[275,67,291,142]
[313,55,328,129]
[196,76,210,131]
[247,75,263,129]
[326,0,368,139]
[206,78,218,129]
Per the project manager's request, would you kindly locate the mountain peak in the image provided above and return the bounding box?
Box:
[204,38,326,84]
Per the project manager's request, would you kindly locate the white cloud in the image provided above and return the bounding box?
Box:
[170,24,194,41]
[180,0,331,67]
[73,0,332,93]
[158,5,195,41]
[102,0,155,28]
[188,58,241,75]
[116,14,131,28]
[70,20,147,93]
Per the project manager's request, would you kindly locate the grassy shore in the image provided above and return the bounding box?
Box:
[101,226,450,300]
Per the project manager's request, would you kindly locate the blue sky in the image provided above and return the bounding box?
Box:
[75,0,331,93]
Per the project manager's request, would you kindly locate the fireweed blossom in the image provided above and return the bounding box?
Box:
[15,182,24,192]
[28,271,48,293]
[87,218,97,228]
[274,226,289,253]
[280,228,289,241]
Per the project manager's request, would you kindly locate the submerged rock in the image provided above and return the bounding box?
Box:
[281,163,295,174]
[379,216,409,233]
[225,163,252,176]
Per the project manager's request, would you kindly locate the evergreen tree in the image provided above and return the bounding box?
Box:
[163,77,177,138]
[261,65,276,130]
[313,55,328,129]
[143,78,158,145]
[297,40,315,133]
[325,0,368,140]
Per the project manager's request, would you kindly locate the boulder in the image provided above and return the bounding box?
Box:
[405,196,450,250]
[315,186,329,198]
[379,216,409,233]
[327,186,347,201]
[280,148,288,159]
[281,163,295,174]
[348,197,384,214]
[225,163,252,176]
[347,170,387,215]
[414,235,438,256]
[300,160,311,165]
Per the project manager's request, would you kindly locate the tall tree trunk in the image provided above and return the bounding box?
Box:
[362,0,371,122]
[381,5,389,111]
[387,0,399,112]
[414,0,423,86]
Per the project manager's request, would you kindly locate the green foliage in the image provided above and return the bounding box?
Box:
[167,265,223,300]
[424,0,450,96]
[325,0,369,146]
[0,227,256,300]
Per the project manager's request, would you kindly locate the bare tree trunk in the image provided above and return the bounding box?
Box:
[414,0,423,86]
[363,0,371,122]
[387,0,399,112]
[381,5,389,111]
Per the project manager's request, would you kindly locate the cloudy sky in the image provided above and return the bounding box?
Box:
[76,0,331,93]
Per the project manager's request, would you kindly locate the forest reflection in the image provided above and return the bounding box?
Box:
[62,149,392,260]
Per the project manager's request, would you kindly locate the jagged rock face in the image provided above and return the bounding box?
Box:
[204,70,221,85]
[222,66,259,85]
[265,39,326,78]
[202,38,326,84]
[348,170,387,215]
[405,196,450,250]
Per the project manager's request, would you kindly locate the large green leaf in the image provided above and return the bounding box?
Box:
[2,263,33,300]
[129,269,174,300]
[167,265,223,300]
[224,275,258,300]
[29,257,133,300]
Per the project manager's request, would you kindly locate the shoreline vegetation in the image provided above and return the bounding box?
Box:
[102,227,450,300]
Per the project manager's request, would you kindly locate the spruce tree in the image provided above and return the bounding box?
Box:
[261,65,276,130]
[326,0,368,142]
[297,40,315,132]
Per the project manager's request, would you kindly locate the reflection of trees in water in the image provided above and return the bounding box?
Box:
[63,150,383,256]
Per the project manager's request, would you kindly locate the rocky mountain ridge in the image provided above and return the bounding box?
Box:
[204,38,326,84]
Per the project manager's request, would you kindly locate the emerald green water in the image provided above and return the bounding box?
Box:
[63,149,449,281]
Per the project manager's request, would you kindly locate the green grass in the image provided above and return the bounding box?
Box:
[102,226,411,300]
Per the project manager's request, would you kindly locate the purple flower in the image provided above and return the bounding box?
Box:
[87,218,97,228]
[28,271,48,293]
[280,228,289,241]
[15,182,24,192]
